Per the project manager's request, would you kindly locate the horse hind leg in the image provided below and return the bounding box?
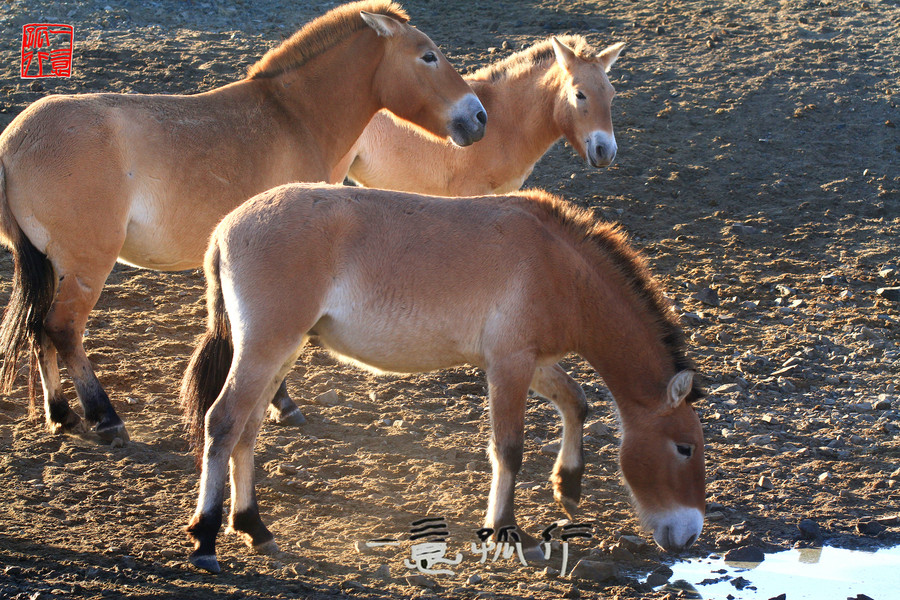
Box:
[530,364,588,519]
[44,268,126,443]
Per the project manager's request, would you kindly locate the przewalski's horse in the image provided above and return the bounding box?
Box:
[330,35,624,195]
[0,0,486,443]
[181,183,705,574]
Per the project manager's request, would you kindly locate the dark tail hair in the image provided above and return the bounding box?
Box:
[180,240,234,467]
[0,163,56,417]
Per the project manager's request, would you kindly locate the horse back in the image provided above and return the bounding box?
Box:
[216,184,583,372]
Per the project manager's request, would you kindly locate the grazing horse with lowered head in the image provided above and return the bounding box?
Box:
[0,0,486,443]
[181,183,706,574]
[329,35,624,195]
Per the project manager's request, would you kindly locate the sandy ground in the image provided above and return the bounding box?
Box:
[0,1,898,598]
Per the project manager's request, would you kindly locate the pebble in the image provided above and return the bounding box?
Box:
[618,535,648,552]
[587,421,612,437]
[856,519,886,536]
[876,287,900,301]
[693,287,720,306]
[724,546,765,563]
[646,565,673,587]
[314,389,341,406]
[541,441,561,456]
[374,564,391,579]
[757,475,775,490]
[569,559,619,582]
[405,574,436,588]
[797,518,821,540]
[468,573,483,585]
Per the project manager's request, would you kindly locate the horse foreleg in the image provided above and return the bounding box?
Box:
[530,364,587,518]
[484,357,542,560]
[35,332,84,433]
[44,271,126,443]
[268,379,306,426]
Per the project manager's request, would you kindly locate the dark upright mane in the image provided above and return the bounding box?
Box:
[248,1,409,79]
[509,190,704,401]
[473,35,601,83]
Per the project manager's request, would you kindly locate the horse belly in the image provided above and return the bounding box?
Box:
[315,301,483,374]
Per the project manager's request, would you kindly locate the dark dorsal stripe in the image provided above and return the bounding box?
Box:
[473,35,601,83]
[248,1,409,79]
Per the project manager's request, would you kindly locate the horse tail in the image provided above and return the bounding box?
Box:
[180,238,233,466]
[0,161,55,414]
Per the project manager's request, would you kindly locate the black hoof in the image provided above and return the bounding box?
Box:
[189,552,221,574]
[48,410,86,435]
[273,406,306,427]
[96,421,130,444]
[253,539,279,555]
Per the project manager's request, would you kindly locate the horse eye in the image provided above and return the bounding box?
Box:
[676,444,693,459]
[575,90,586,100]
[421,51,437,64]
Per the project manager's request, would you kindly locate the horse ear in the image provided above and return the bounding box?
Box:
[360,11,402,38]
[664,370,694,412]
[597,42,626,73]
[551,37,579,73]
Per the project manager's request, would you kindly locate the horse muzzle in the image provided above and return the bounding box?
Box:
[649,506,704,553]
[586,130,617,168]
[448,93,487,146]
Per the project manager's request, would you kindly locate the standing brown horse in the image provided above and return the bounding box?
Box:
[331,35,624,195]
[0,0,485,442]
[181,183,705,574]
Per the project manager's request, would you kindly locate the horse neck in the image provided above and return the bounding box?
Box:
[575,267,675,415]
[483,65,566,166]
[257,31,383,176]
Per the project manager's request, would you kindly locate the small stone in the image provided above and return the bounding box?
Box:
[876,287,900,301]
[570,559,619,582]
[160,549,179,558]
[277,463,297,476]
[757,475,775,490]
[405,574,436,588]
[850,402,873,413]
[714,383,741,394]
[314,389,341,406]
[468,573,483,584]
[587,421,611,437]
[693,287,720,307]
[797,519,821,540]
[878,267,897,279]
[724,546,765,563]
[874,397,893,410]
[542,566,559,579]
[619,535,648,552]
[646,565,673,587]
[541,441,561,456]
[856,520,886,536]
[609,544,634,561]
[374,564,391,579]
[820,273,844,285]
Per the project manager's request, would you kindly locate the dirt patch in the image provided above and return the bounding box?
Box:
[1,1,898,599]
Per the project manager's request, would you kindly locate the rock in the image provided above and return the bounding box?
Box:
[618,535,648,553]
[646,565,673,587]
[468,574,482,585]
[874,397,893,410]
[541,441,561,456]
[876,287,900,301]
[849,402,873,413]
[570,560,619,582]
[374,564,391,579]
[587,421,611,437]
[609,544,634,561]
[724,546,765,563]
[714,383,741,394]
[405,574,436,588]
[797,519,821,540]
[730,223,758,235]
[693,287,720,307]
[856,520,886,536]
[314,389,341,406]
[775,284,794,297]
[542,566,559,579]
[820,273,845,285]
[757,475,775,490]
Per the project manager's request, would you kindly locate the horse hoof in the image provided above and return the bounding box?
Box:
[275,406,306,427]
[254,539,280,555]
[190,553,221,574]
[556,495,579,520]
[522,543,546,562]
[49,412,86,435]
[96,422,130,444]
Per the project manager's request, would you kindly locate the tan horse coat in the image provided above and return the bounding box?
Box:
[332,36,624,195]
[181,183,705,573]
[0,0,485,441]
